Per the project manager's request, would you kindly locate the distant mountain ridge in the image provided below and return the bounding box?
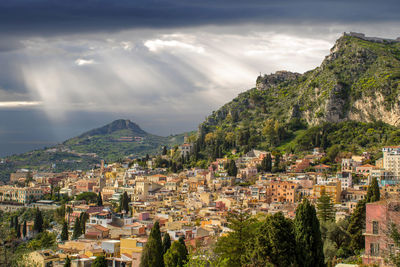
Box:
[75,119,147,139]
[0,119,189,182]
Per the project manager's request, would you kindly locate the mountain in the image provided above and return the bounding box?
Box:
[196,33,400,159]
[63,119,185,161]
[0,119,189,182]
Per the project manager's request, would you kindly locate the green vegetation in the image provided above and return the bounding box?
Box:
[140,221,164,267]
[118,192,130,214]
[346,177,381,254]
[317,190,335,223]
[188,35,400,166]
[64,119,188,162]
[92,255,107,267]
[210,201,325,266]
[61,220,69,241]
[164,239,188,267]
[76,192,98,203]
[0,208,58,265]
[294,199,325,267]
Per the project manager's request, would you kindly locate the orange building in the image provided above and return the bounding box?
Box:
[265,181,297,203]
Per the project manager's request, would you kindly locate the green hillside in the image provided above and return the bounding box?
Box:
[0,119,189,182]
[64,119,186,161]
[193,34,400,161]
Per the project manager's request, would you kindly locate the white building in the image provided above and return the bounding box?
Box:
[382,146,400,181]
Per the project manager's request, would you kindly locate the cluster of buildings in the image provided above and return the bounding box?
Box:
[2,146,400,266]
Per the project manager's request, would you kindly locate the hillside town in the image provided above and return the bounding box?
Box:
[1,142,400,266]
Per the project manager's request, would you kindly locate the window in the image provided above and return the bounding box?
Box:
[373,221,379,235]
[370,243,380,256]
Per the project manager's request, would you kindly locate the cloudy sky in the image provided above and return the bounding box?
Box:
[1,0,400,156]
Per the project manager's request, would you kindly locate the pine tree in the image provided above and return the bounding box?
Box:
[34,208,43,233]
[294,198,325,267]
[162,233,171,255]
[61,220,69,241]
[140,221,163,267]
[97,192,103,206]
[72,217,81,239]
[22,220,27,238]
[246,212,296,266]
[317,189,335,222]
[214,209,256,267]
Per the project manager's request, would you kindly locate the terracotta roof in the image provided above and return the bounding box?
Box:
[92,224,109,232]
[358,164,376,168]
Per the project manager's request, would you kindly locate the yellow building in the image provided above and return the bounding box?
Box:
[120,237,147,255]
[313,181,342,204]
[0,186,43,203]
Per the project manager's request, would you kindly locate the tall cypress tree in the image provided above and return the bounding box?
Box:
[34,208,43,233]
[347,199,366,253]
[64,256,71,267]
[22,220,27,238]
[123,192,130,214]
[72,217,81,239]
[162,233,171,255]
[366,177,380,202]
[14,216,19,232]
[261,154,272,172]
[97,192,103,206]
[61,220,69,241]
[80,212,88,234]
[140,221,164,267]
[294,198,325,267]
[227,160,237,177]
[16,224,21,238]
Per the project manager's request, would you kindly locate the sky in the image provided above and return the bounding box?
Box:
[1,0,400,156]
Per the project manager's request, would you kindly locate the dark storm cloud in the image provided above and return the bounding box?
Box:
[0,0,399,36]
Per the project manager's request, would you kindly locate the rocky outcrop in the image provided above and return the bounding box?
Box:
[256,71,300,91]
[349,93,400,126]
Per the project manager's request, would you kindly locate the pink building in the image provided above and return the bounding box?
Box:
[138,212,150,221]
[363,199,400,265]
